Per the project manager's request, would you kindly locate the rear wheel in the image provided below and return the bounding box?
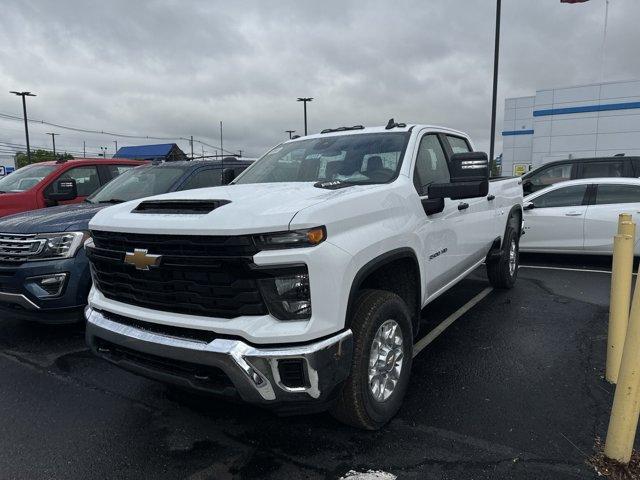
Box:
[487,214,520,289]
[331,290,413,430]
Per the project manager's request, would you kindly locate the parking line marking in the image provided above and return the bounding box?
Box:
[519,264,627,275]
[413,286,493,358]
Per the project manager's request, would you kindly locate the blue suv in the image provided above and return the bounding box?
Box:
[0,158,251,323]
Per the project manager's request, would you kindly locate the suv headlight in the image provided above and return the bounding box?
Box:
[257,266,311,320]
[254,227,326,250]
[29,232,89,261]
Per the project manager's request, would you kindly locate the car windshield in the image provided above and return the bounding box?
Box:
[0,164,57,193]
[86,165,187,204]
[234,132,411,185]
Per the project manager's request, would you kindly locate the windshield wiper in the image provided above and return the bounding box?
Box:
[98,199,126,204]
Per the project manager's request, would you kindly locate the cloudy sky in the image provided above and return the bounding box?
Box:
[1,0,639,161]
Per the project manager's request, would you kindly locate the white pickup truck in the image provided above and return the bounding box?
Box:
[85,123,523,429]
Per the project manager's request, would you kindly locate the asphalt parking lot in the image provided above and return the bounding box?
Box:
[0,254,628,479]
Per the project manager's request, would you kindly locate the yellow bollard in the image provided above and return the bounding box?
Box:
[604,263,640,463]
[619,221,636,242]
[619,213,633,226]
[607,234,635,384]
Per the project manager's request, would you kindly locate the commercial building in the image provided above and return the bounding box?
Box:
[502,79,640,176]
[113,143,188,162]
[0,156,15,176]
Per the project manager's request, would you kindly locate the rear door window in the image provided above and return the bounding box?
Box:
[532,185,588,208]
[595,184,640,205]
[581,161,625,179]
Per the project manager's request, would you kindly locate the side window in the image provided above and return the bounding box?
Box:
[532,185,588,208]
[446,135,472,154]
[106,165,135,178]
[49,166,100,197]
[528,163,572,187]
[178,169,221,191]
[581,161,625,179]
[595,184,640,205]
[413,134,449,194]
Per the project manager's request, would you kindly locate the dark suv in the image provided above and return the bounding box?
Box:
[522,156,640,195]
[0,158,252,324]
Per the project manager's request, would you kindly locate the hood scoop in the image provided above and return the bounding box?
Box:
[132,199,231,215]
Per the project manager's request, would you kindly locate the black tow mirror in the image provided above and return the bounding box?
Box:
[46,179,78,202]
[426,152,490,200]
[221,168,236,185]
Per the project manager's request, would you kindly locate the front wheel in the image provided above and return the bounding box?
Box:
[330,290,413,430]
[487,215,520,289]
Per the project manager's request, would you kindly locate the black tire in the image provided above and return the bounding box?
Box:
[330,289,413,430]
[487,214,520,289]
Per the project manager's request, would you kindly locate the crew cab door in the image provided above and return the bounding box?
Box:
[441,134,495,265]
[522,184,589,252]
[584,183,640,254]
[412,132,463,295]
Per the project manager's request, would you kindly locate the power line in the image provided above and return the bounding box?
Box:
[0,111,238,155]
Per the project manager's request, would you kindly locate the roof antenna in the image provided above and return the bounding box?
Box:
[386,118,406,130]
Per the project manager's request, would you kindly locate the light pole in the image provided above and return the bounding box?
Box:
[46,132,59,159]
[100,146,107,158]
[489,0,501,172]
[10,91,36,164]
[238,150,243,157]
[297,98,313,136]
[286,130,296,139]
[114,140,118,155]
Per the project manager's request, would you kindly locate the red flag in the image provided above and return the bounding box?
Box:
[561,0,589,3]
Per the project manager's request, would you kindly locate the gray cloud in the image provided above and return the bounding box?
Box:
[1,0,639,159]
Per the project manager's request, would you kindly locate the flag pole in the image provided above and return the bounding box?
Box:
[600,0,610,83]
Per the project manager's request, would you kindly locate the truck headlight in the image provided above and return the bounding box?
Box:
[257,267,311,320]
[29,232,89,261]
[254,227,326,250]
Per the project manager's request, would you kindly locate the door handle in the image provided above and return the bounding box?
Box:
[565,212,582,217]
[487,195,495,201]
[458,202,469,211]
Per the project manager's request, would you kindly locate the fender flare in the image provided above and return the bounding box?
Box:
[345,247,422,328]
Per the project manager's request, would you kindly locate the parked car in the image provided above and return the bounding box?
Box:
[0,158,252,324]
[84,123,523,429]
[521,156,640,195]
[521,177,640,254]
[0,158,146,218]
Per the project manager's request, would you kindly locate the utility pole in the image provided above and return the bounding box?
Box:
[9,91,36,164]
[83,140,86,158]
[190,135,194,159]
[238,150,243,157]
[297,98,313,136]
[220,121,223,155]
[46,132,59,159]
[114,140,118,155]
[489,0,501,172]
[286,130,295,139]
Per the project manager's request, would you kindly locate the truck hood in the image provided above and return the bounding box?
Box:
[89,182,369,235]
[0,203,106,234]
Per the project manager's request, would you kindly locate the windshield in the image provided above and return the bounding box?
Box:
[235,132,411,185]
[87,165,187,204]
[0,164,56,193]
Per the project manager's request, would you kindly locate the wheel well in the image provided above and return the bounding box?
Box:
[346,251,421,335]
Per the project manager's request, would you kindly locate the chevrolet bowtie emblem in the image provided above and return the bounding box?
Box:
[124,248,162,271]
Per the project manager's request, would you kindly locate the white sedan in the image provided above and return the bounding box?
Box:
[521,177,640,254]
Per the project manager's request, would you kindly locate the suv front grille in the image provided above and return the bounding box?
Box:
[0,233,44,264]
[88,230,268,318]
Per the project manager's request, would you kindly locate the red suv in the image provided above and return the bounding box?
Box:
[0,158,144,218]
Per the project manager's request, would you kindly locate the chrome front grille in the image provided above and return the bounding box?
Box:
[0,233,44,264]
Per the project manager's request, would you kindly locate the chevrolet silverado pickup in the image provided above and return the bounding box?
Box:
[84,123,523,429]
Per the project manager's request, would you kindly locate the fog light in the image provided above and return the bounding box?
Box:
[257,268,311,320]
[24,273,68,299]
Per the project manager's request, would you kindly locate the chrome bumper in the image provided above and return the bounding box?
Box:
[0,291,39,310]
[85,307,353,407]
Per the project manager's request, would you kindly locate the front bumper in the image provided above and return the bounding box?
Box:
[0,253,91,323]
[85,307,353,413]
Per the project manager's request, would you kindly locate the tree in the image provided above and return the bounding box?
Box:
[14,149,73,169]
